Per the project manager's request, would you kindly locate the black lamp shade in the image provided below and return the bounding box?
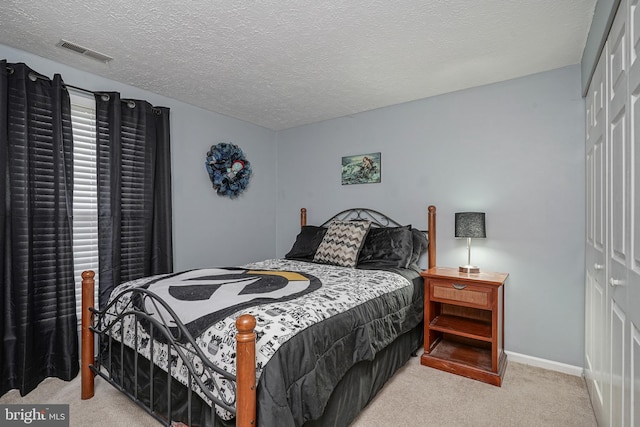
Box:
[455,212,486,238]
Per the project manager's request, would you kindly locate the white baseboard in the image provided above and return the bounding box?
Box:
[505,351,584,377]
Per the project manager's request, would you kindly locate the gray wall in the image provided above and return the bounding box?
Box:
[0,44,279,271]
[276,65,586,366]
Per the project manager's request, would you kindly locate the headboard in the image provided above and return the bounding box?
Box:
[299,205,436,269]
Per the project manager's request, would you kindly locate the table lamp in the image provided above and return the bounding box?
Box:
[455,212,486,273]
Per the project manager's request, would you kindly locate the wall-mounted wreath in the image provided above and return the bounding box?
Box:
[205,143,252,198]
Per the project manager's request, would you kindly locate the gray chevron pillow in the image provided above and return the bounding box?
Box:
[313,220,372,267]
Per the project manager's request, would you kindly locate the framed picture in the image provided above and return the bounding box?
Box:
[341,152,381,185]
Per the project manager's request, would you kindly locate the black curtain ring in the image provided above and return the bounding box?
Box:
[127,100,136,109]
[100,93,110,102]
[28,72,38,82]
[6,66,14,75]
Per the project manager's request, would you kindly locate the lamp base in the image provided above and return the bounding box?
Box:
[459,265,480,274]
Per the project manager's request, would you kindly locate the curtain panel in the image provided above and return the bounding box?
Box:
[95,93,173,308]
[0,61,79,396]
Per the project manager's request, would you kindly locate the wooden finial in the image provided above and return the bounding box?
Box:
[235,314,257,427]
[428,205,436,269]
[236,314,257,336]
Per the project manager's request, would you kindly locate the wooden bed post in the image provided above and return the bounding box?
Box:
[81,270,95,400]
[236,314,257,427]
[300,207,307,227]
[428,205,436,269]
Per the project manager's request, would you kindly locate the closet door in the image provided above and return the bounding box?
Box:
[608,1,631,425]
[626,0,640,424]
[585,44,608,426]
[587,1,640,424]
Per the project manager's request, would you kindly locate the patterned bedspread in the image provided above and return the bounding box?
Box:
[104,259,419,424]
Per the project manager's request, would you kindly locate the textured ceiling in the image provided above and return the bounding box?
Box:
[0,0,596,130]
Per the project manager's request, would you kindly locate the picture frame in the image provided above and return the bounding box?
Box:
[341,152,381,185]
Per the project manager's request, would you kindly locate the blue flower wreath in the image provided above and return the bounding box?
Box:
[205,143,252,198]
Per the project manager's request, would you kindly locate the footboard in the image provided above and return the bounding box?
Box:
[80,270,256,427]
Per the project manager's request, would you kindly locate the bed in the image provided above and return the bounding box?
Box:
[80,205,437,427]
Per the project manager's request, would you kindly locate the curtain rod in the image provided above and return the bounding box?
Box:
[6,65,99,96]
[5,65,162,113]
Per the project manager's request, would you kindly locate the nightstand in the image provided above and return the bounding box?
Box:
[420,267,508,386]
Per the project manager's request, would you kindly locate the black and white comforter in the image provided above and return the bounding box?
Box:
[104,259,422,426]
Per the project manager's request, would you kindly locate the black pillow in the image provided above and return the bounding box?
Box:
[285,226,327,261]
[357,225,414,269]
[408,228,429,272]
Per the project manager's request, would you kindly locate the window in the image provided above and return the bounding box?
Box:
[70,93,99,325]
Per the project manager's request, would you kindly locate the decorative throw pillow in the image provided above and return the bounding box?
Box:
[285,225,327,261]
[313,220,372,267]
[357,225,414,269]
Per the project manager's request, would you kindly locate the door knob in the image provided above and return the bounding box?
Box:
[594,264,604,270]
[609,278,625,286]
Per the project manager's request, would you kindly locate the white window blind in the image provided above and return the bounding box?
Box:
[70,93,99,325]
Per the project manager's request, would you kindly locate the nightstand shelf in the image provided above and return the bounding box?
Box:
[420,267,508,386]
[428,338,493,372]
[430,314,492,341]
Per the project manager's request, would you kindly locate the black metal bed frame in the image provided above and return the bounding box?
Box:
[89,286,236,427]
[320,207,407,228]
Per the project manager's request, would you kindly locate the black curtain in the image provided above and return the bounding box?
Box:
[95,92,173,308]
[0,61,79,396]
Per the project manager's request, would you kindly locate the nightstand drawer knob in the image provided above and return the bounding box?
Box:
[452,284,467,290]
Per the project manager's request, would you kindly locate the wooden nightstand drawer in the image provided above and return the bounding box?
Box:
[431,280,491,309]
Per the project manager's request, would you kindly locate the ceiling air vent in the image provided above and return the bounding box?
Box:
[56,39,113,63]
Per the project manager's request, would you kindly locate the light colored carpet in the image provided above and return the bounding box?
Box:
[0,358,597,427]
[351,357,597,427]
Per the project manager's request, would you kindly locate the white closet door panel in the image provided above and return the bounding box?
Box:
[586,119,607,280]
[629,62,640,348]
[610,112,628,267]
[610,301,626,427]
[609,0,629,280]
[627,0,640,336]
[595,140,606,254]
[586,272,593,370]
[610,14,628,116]
[631,324,640,427]
[587,43,607,282]
[591,56,607,255]
[587,272,607,408]
[629,3,640,425]
[587,148,594,243]
[586,37,608,426]
[608,2,630,425]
